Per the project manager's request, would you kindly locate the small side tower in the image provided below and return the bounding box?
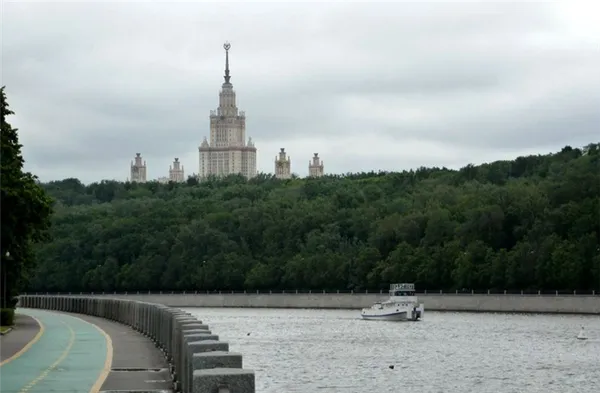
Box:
[169,157,185,183]
[130,153,147,183]
[275,148,291,179]
[308,153,324,177]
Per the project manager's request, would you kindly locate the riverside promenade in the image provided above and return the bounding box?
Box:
[0,308,172,393]
[0,309,111,393]
[2,296,256,393]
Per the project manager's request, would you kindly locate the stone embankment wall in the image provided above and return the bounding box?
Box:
[76,293,600,315]
[19,295,255,393]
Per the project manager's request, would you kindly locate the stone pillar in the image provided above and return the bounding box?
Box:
[192,369,255,393]
[171,318,203,384]
[181,332,218,392]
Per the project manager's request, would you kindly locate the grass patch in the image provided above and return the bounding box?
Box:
[0,326,12,334]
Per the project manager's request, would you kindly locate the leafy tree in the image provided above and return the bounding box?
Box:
[25,142,600,293]
[1,86,53,308]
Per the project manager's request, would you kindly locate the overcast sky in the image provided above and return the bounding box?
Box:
[3,1,599,183]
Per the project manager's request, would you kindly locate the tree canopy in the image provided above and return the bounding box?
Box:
[28,143,600,293]
[1,86,53,308]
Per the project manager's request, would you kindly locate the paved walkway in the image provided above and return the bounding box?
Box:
[69,313,173,392]
[0,309,110,393]
[0,314,41,363]
[0,309,173,393]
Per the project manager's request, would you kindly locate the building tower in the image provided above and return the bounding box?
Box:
[275,148,291,179]
[308,153,324,177]
[130,153,147,183]
[169,158,185,182]
[199,42,257,180]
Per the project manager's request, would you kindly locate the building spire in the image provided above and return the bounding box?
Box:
[223,41,231,85]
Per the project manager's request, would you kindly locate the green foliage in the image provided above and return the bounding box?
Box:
[1,86,54,307]
[0,308,16,326]
[29,143,600,293]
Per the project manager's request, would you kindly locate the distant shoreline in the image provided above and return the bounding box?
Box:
[27,293,600,316]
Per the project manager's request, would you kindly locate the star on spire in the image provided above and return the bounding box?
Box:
[223,41,231,85]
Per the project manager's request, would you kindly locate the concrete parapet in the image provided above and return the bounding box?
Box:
[193,368,255,393]
[19,295,255,393]
[72,292,600,315]
[182,334,221,392]
[189,351,243,393]
[193,350,243,370]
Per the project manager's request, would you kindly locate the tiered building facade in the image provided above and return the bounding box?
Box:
[127,43,330,181]
[198,42,257,180]
[130,153,147,183]
[169,158,185,182]
[308,153,324,177]
[275,148,292,179]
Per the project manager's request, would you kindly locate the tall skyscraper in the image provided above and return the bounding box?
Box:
[308,153,324,177]
[130,153,147,183]
[199,42,257,179]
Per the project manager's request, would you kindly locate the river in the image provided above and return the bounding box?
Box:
[183,308,600,393]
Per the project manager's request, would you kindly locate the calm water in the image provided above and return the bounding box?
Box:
[183,308,600,393]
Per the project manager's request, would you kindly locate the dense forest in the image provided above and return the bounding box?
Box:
[28,144,600,293]
[1,87,53,322]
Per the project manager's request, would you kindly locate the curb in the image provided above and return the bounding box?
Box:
[0,327,14,336]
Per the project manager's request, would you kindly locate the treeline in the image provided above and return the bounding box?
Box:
[29,144,600,293]
[1,87,53,321]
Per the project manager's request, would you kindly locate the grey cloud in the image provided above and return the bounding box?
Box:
[2,1,599,183]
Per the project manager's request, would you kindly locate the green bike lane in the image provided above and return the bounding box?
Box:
[0,308,111,393]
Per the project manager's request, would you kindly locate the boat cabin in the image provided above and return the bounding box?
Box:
[361,283,424,321]
[389,283,416,297]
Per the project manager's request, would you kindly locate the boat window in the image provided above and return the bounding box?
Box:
[394,291,413,296]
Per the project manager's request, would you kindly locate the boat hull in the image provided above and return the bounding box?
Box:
[361,312,411,321]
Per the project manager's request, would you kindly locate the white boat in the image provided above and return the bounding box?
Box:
[360,283,424,321]
[577,327,588,340]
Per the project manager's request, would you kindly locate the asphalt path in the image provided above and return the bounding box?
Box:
[0,308,110,393]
